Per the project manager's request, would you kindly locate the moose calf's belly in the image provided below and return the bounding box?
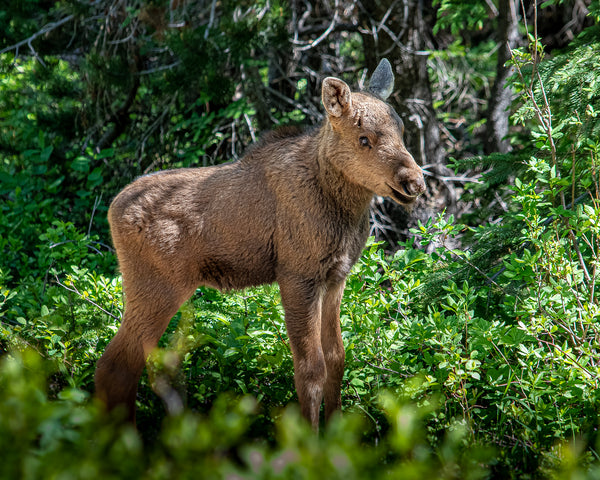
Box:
[194,237,277,291]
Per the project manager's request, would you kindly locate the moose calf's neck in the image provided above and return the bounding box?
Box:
[316,122,375,219]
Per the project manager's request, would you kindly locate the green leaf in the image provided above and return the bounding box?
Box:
[71,157,90,173]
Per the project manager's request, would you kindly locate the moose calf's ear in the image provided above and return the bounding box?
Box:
[322,77,352,118]
[367,58,395,101]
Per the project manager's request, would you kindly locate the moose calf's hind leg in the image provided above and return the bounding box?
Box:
[95,278,189,422]
[95,325,146,421]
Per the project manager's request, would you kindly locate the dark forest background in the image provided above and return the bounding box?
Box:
[1,1,600,478]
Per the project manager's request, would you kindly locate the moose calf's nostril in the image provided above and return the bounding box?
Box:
[408,174,425,196]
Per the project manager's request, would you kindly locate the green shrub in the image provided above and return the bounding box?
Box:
[0,349,496,480]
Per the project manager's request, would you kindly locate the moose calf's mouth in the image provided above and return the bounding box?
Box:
[387,183,420,205]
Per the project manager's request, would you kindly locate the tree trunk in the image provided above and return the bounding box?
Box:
[360,0,443,167]
[485,0,520,154]
[358,0,451,245]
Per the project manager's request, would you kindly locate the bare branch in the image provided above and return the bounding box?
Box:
[204,0,218,39]
[0,14,75,57]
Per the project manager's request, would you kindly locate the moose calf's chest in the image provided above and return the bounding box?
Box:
[323,250,357,286]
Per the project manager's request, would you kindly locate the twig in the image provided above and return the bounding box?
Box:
[363,358,408,377]
[244,113,257,143]
[421,170,483,185]
[54,274,121,321]
[138,61,181,75]
[294,0,339,51]
[231,120,238,160]
[265,313,289,350]
[484,0,500,16]
[88,194,102,237]
[140,92,178,171]
[489,339,530,401]
[377,23,430,57]
[48,239,112,255]
[376,0,400,34]
[264,85,318,118]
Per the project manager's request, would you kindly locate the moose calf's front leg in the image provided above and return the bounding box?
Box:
[280,277,327,429]
[321,281,346,421]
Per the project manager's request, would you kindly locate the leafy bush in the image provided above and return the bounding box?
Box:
[0,349,497,479]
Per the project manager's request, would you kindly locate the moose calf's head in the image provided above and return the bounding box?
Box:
[322,58,426,205]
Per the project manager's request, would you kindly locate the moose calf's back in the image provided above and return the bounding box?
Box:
[108,127,359,291]
[96,58,425,429]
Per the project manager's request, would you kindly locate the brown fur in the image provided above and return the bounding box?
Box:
[95,63,426,429]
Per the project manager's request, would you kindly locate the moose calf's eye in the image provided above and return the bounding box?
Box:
[359,136,370,148]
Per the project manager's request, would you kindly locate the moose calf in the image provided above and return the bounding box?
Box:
[95,58,426,429]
